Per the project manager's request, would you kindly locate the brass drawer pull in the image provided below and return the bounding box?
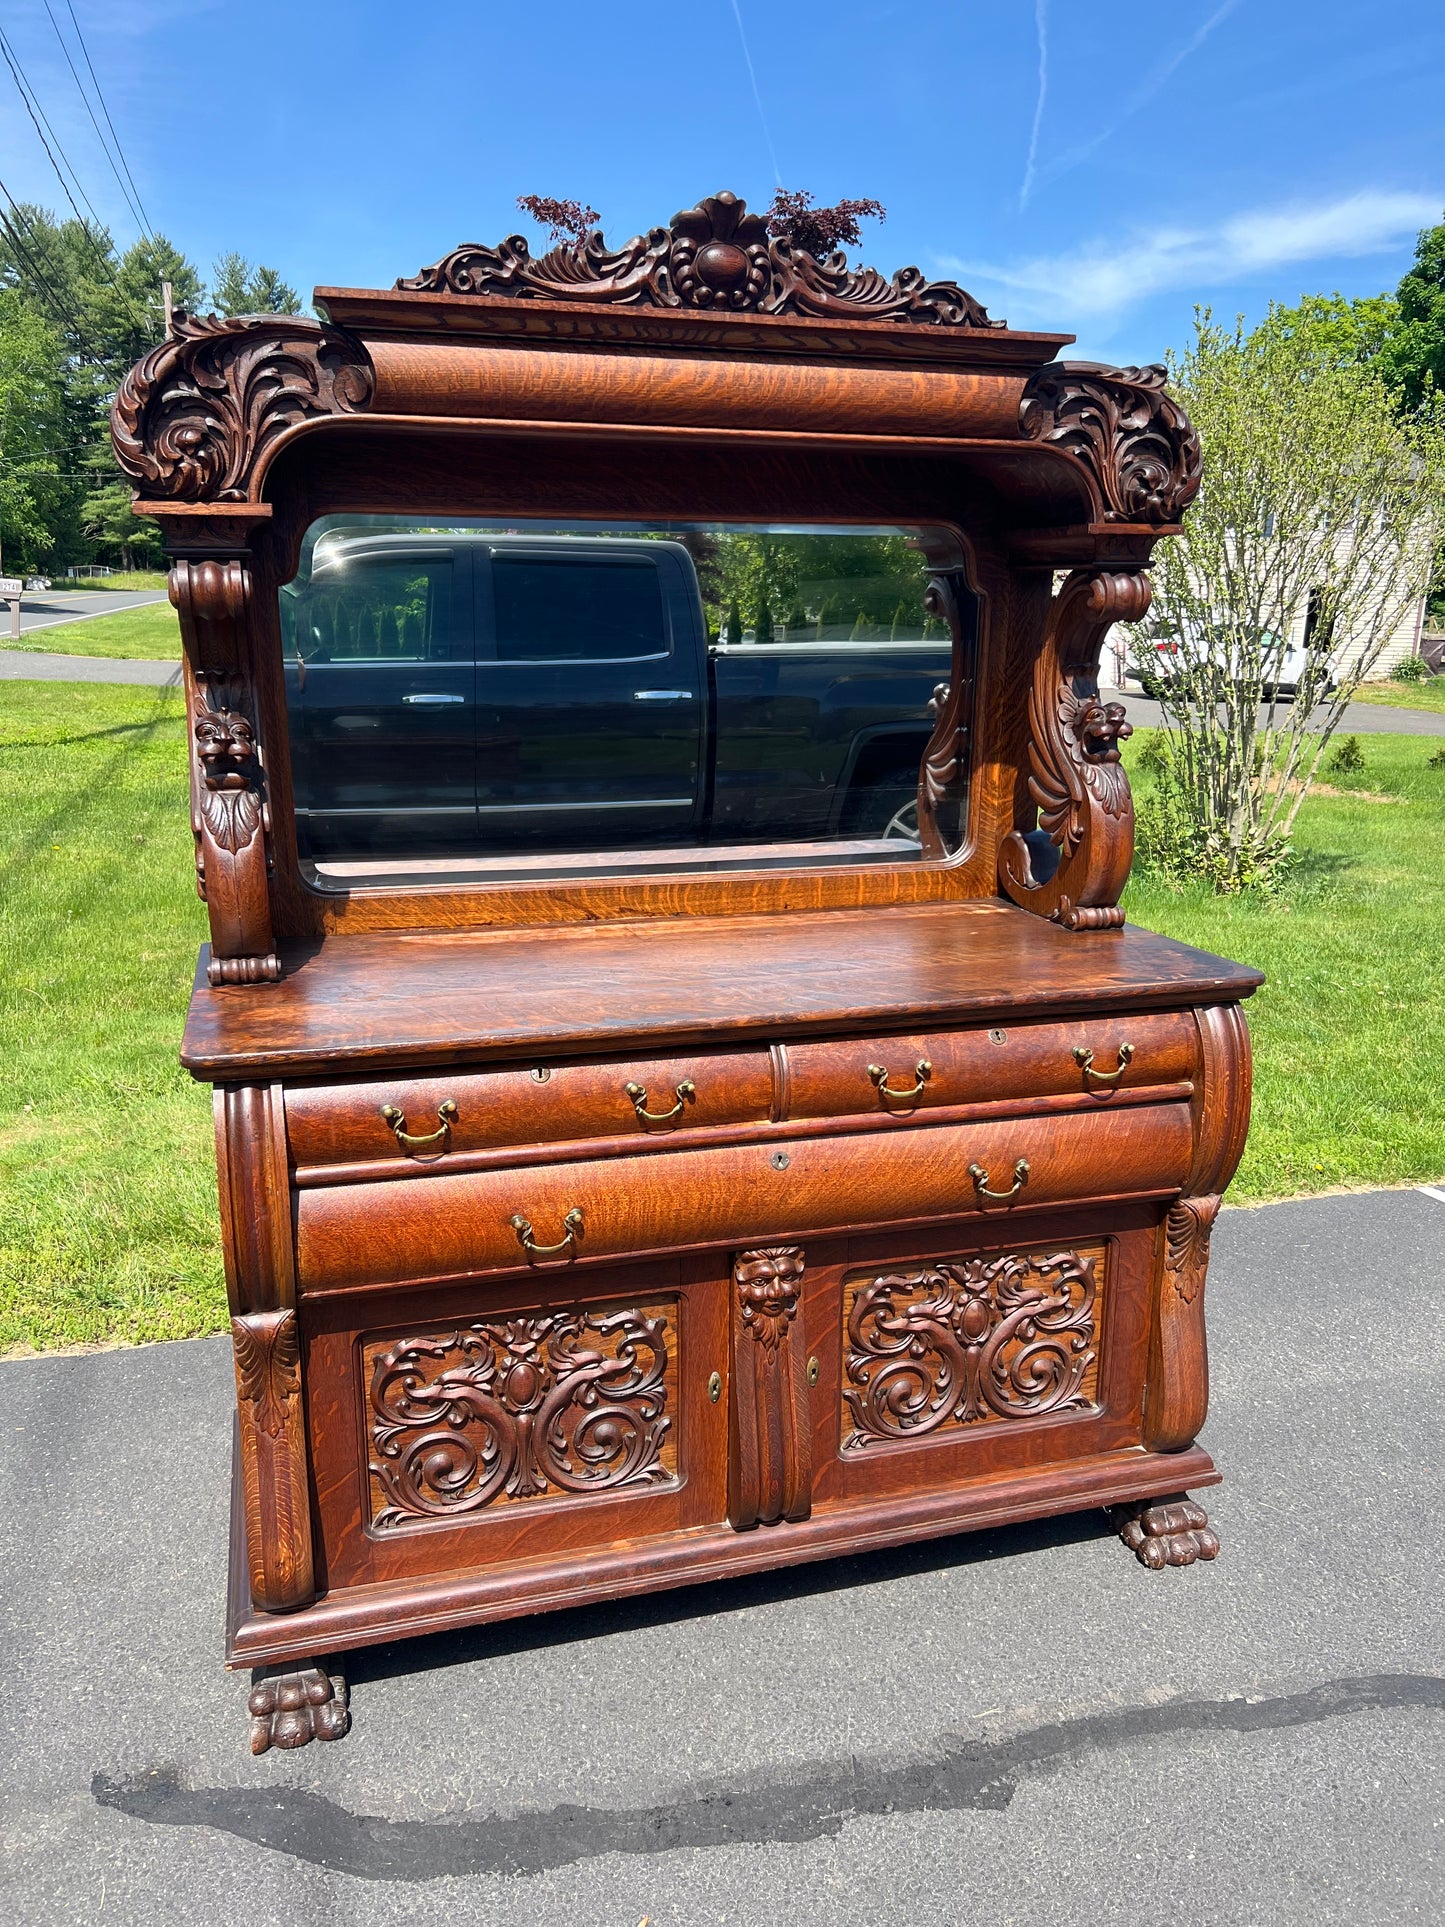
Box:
[624,1078,696,1126]
[1073,1042,1135,1087]
[969,1157,1030,1202]
[380,1098,458,1151]
[867,1058,932,1109]
[509,1207,585,1262]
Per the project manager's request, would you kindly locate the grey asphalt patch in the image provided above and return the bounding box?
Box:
[10,589,167,633]
[1101,685,1445,735]
[92,1673,1445,1881]
[0,649,180,685]
[3,1187,1443,1925]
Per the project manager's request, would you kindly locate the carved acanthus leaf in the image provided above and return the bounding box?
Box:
[1164,1194,1221,1304]
[1020,362,1202,525]
[399,191,998,329]
[232,1310,302,1440]
[111,311,374,503]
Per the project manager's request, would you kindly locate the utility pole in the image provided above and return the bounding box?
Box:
[162,279,173,331]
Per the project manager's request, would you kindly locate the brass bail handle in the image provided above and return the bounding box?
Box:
[867,1058,932,1109]
[381,1098,458,1150]
[624,1078,697,1126]
[969,1157,1030,1202]
[1073,1042,1135,1087]
[509,1207,585,1262]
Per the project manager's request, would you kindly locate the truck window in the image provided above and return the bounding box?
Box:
[299,557,455,662]
[492,555,667,662]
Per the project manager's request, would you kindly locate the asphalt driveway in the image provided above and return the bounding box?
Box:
[1,1186,1442,1924]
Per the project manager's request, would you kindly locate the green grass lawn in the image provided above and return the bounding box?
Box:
[5,600,180,660]
[1355,675,1445,711]
[53,570,171,593]
[1,680,1443,1353]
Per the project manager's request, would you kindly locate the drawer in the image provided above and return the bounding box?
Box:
[785,1010,1197,1122]
[295,1101,1195,1293]
[284,1046,774,1172]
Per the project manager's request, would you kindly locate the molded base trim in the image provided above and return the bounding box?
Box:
[226,1433,1219,1666]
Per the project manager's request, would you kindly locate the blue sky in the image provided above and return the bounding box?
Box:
[1,0,1441,362]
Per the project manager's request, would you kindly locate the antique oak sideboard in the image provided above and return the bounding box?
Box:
[112,192,1259,1754]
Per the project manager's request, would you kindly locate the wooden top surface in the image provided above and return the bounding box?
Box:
[181,901,1263,1082]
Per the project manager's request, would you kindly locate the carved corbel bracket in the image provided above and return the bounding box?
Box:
[998,568,1148,931]
[915,574,975,859]
[729,1246,813,1530]
[1019,362,1202,526]
[111,310,373,506]
[232,1308,316,1612]
[170,559,280,986]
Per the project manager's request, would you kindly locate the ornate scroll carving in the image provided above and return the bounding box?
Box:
[1111,1493,1219,1568]
[842,1248,1101,1451]
[232,1309,315,1611]
[400,190,998,328]
[1143,1190,1223,1454]
[365,1305,676,1531]
[111,310,373,504]
[1019,362,1202,526]
[248,1664,349,1754]
[915,575,975,859]
[729,1247,812,1530]
[999,569,1148,931]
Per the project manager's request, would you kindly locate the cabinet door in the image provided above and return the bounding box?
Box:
[303,1256,729,1591]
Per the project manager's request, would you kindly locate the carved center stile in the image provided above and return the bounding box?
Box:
[842,1246,1104,1451]
[364,1302,678,1532]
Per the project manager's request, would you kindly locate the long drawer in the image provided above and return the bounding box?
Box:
[294,1102,1195,1293]
[284,1046,775,1172]
[785,1010,1196,1122]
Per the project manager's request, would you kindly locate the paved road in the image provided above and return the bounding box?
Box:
[0,647,179,686]
[1101,685,1445,736]
[2,1187,1442,1924]
[3,587,167,636]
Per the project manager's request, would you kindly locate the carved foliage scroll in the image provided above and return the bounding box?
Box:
[111,310,373,504]
[366,1304,677,1532]
[729,1247,812,1530]
[1020,362,1203,526]
[400,191,998,329]
[1144,1192,1222,1455]
[915,574,975,859]
[232,1309,315,1611]
[842,1248,1102,1452]
[998,569,1147,931]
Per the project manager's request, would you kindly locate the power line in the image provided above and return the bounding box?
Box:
[0,183,86,335]
[63,0,152,236]
[0,25,151,335]
[43,0,150,238]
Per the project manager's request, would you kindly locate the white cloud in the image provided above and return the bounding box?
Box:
[1018,0,1049,211]
[943,190,1440,323]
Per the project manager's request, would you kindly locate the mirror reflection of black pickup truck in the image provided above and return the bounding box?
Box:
[281,533,953,862]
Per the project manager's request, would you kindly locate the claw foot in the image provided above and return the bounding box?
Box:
[1111,1493,1219,1569]
[248,1662,349,1754]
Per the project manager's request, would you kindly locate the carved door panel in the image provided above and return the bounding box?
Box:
[303,1254,730,1590]
[806,1206,1158,1509]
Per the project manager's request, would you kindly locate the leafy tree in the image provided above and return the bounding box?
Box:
[1126,306,1445,892]
[1380,213,1445,411]
[765,190,886,259]
[211,252,301,317]
[0,289,67,571]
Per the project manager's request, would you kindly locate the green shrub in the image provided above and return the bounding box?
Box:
[1327,734,1366,773]
[1135,777,1295,895]
[1393,655,1430,683]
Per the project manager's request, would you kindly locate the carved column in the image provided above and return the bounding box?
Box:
[997,568,1148,930]
[728,1247,813,1530]
[217,1084,316,1612]
[1143,1003,1253,1456]
[915,573,975,860]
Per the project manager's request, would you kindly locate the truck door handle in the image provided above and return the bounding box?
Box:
[402,693,466,705]
[632,689,695,702]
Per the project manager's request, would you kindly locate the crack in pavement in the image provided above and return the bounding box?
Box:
[92,1672,1444,1882]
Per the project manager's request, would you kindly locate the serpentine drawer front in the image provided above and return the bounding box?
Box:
[785,1010,1198,1120]
[283,1046,774,1173]
[293,1102,1196,1293]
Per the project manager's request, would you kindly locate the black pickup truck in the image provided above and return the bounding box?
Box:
[281,532,952,867]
